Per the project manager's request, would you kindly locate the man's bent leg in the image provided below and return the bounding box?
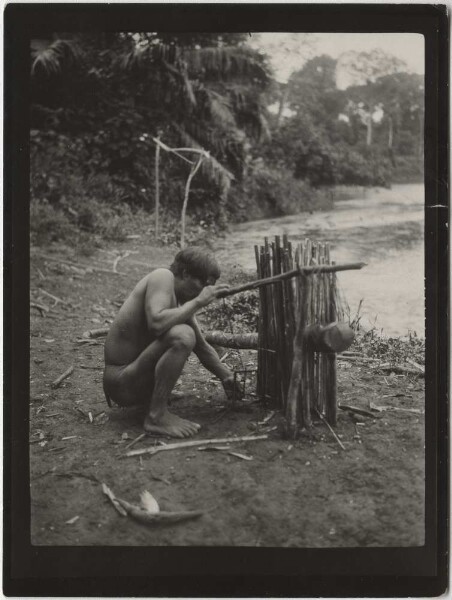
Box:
[144,324,201,438]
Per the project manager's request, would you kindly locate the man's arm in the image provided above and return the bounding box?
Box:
[189,316,233,381]
[145,269,228,338]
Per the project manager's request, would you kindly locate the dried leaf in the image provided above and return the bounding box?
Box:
[140,490,160,514]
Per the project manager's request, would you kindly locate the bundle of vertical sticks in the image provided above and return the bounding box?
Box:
[206,234,365,438]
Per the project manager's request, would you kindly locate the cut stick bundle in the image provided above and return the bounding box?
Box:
[254,235,362,436]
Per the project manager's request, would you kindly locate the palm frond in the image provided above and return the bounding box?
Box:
[183,47,269,83]
[171,123,234,197]
[121,43,196,109]
[198,88,236,130]
[31,38,84,77]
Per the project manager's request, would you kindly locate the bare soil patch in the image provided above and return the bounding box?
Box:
[30,237,425,547]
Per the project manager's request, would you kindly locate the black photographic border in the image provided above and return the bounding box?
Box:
[4,3,449,597]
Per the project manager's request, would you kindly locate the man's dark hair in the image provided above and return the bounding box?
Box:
[170,247,221,284]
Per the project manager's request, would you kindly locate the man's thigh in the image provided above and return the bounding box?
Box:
[103,338,166,406]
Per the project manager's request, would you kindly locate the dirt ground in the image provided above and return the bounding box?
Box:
[29,236,425,547]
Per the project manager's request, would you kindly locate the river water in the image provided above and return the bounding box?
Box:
[217,184,424,337]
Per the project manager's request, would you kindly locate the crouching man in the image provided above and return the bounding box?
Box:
[103,247,240,438]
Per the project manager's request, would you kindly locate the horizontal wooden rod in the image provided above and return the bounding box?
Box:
[218,262,367,298]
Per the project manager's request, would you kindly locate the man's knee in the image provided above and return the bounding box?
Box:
[166,324,196,351]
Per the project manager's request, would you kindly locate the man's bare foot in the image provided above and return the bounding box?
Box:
[144,410,201,438]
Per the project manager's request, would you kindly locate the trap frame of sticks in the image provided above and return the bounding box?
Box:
[255,234,348,437]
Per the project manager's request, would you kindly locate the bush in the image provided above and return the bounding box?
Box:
[392,155,423,183]
[229,165,330,222]
[201,291,259,333]
[30,199,74,245]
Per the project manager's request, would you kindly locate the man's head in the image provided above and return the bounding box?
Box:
[170,247,221,302]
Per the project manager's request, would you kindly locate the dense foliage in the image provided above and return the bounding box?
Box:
[30,35,424,247]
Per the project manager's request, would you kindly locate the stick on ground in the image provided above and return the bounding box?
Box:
[315,409,346,451]
[51,366,74,389]
[124,434,269,458]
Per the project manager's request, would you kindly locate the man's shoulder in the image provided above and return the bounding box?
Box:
[146,268,174,288]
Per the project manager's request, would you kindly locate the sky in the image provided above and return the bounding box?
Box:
[250,33,424,85]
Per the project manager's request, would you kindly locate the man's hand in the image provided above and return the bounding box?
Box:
[197,284,230,308]
[222,375,243,402]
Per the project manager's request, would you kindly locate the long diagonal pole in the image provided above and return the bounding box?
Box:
[217,262,367,298]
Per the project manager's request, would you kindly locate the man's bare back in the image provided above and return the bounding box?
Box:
[103,249,239,438]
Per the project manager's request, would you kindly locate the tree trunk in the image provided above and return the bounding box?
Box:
[366,112,372,146]
[181,156,203,248]
[276,85,289,128]
[154,139,160,238]
[387,115,393,149]
[418,108,424,168]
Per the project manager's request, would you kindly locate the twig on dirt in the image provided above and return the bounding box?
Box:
[406,358,425,374]
[65,515,80,525]
[80,364,103,370]
[315,409,346,451]
[82,327,109,339]
[74,339,104,346]
[258,411,276,425]
[148,471,172,485]
[88,412,94,423]
[113,250,138,273]
[37,268,46,280]
[38,288,67,306]
[228,451,253,461]
[124,433,147,450]
[102,483,128,516]
[51,366,74,389]
[31,302,49,314]
[124,434,269,458]
[338,404,378,419]
[220,350,231,363]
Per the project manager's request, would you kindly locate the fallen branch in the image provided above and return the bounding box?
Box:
[117,498,204,525]
[370,405,424,415]
[205,331,258,349]
[30,302,49,314]
[82,327,109,339]
[406,358,425,374]
[124,434,268,458]
[102,483,128,516]
[338,404,378,418]
[51,366,74,389]
[315,410,346,451]
[113,250,138,273]
[372,364,424,377]
[102,483,204,525]
[38,288,67,305]
[124,433,147,450]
